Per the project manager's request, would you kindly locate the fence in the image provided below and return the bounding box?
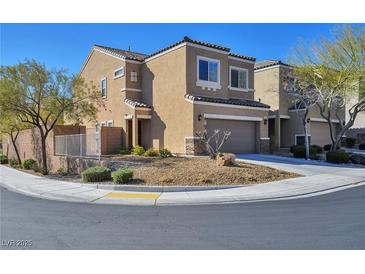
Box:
[54,132,101,159]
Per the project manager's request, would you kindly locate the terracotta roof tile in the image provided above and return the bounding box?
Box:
[185,94,270,109]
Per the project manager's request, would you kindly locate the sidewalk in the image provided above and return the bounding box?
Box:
[1,161,364,206]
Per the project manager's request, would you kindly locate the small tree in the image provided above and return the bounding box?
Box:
[0,112,29,165]
[0,60,103,174]
[290,25,365,151]
[283,76,320,159]
[195,129,231,159]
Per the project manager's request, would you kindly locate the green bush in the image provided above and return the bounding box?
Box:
[311,145,323,154]
[159,148,172,158]
[119,146,130,155]
[144,147,160,157]
[131,145,145,156]
[359,143,365,150]
[349,154,365,165]
[81,166,112,183]
[9,159,19,168]
[292,145,317,159]
[0,154,8,164]
[326,150,350,164]
[345,138,356,148]
[112,168,133,184]
[23,159,37,170]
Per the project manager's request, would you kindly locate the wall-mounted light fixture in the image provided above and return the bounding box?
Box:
[263,118,268,125]
[307,118,311,123]
[198,114,202,121]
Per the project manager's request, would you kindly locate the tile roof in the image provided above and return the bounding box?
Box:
[255,60,291,70]
[229,53,256,62]
[185,94,270,109]
[94,45,147,61]
[95,36,255,62]
[124,99,151,109]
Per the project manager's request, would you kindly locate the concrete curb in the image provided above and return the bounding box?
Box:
[88,183,248,192]
[2,161,365,206]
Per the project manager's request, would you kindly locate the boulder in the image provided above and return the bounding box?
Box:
[216,153,236,166]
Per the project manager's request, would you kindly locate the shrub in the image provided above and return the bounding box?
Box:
[81,166,112,183]
[9,159,19,168]
[144,147,160,157]
[0,154,8,164]
[119,146,130,155]
[345,137,356,148]
[326,150,350,164]
[159,148,172,158]
[311,145,323,154]
[23,159,37,170]
[289,145,296,153]
[292,145,317,159]
[323,144,340,151]
[131,145,145,156]
[56,167,68,176]
[349,154,365,165]
[359,143,365,150]
[112,168,133,184]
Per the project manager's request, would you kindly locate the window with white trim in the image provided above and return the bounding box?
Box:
[113,67,124,79]
[131,71,138,82]
[230,66,248,90]
[197,56,220,88]
[107,120,114,127]
[100,121,107,127]
[101,78,107,98]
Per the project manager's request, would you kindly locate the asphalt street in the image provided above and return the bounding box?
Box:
[1,185,364,249]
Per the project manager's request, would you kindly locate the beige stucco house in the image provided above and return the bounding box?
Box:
[254,60,343,150]
[79,37,270,155]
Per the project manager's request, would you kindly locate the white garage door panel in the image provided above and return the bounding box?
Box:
[206,119,256,153]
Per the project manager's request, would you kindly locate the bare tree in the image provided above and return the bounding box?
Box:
[283,76,320,159]
[195,129,231,159]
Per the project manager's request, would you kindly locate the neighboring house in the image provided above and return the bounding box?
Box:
[254,60,344,150]
[79,36,270,155]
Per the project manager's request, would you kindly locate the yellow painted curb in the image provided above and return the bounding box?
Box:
[105,192,160,200]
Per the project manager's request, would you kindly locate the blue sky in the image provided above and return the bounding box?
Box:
[1,23,364,74]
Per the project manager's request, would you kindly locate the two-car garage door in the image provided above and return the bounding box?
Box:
[206,119,256,153]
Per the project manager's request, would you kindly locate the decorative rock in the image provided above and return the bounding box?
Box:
[216,153,236,166]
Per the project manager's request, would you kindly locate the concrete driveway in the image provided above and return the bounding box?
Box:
[236,154,365,177]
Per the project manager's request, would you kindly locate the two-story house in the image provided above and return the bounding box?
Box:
[254,60,343,150]
[79,37,270,155]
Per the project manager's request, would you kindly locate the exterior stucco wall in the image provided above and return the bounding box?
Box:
[186,46,255,100]
[254,67,280,113]
[141,46,193,153]
[80,50,128,129]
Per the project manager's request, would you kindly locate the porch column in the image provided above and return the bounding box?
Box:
[274,115,281,149]
[132,117,139,147]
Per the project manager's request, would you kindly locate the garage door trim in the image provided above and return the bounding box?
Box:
[204,113,263,122]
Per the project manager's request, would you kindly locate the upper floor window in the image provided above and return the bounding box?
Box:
[197,56,220,89]
[113,67,124,79]
[101,78,107,98]
[229,66,248,91]
[131,71,138,82]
